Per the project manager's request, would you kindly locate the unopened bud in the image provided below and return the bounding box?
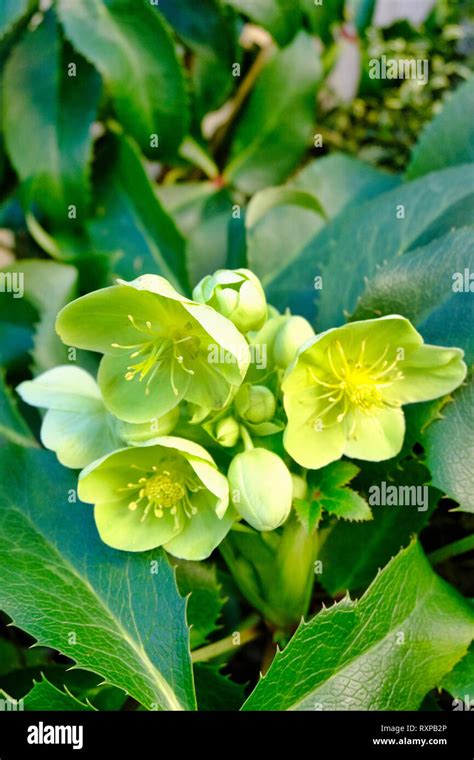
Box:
[193,268,267,334]
[274,316,315,369]
[228,448,292,531]
[215,416,240,447]
[235,384,276,424]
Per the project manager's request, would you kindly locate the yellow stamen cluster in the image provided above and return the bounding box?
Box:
[111,316,200,396]
[310,339,404,434]
[118,461,203,525]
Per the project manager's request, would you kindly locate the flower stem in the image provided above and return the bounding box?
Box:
[239,425,254,451]
[191,614,261,663]
[428,534,474,565]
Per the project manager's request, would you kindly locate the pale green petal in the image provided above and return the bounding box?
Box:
[186,458,229,517]
[17,365,102,412]
[94,498,182,552]
[293,315,421,374]
[123,274,189,302]
[134,435,216,464]
[56,285,174,354]
[343,407,405,461]
[387,344,467,404]
[283,361,346,469]
[41,408,120,469]
[163,491,236,560]
[17,366,121,469]
[284,415,346,469]
[98,352,190,423]
[184,355,237,409]
[78,446,171,504]
[117,408,179,444]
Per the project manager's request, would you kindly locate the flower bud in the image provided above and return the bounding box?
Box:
[215,416,240,447]
[228,449,292,531]
[193,268,267,334]
[291,473,308,501]
[273,316,315,369]
[234,384,276,424]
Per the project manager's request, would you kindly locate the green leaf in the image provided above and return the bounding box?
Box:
[22,676,94,711]
[291,153,400,219]
[243,540,474,710]
[157,181,232,287]
[3,12,100,223]
[406,78,474,180]
[246,187,325,228]
[88,133,188,290]
[265,163,474,326]
[349,0,376,34]
[224,0,301,46]
[0,0,36,40]
[321,489,372,523]
[0,639,24,677]
[194,663,246,711]
[246,199,325,287]
[1,260,78,373]
[352,228,474,363]
[318,459,437,595]
[175,560,225,648]
[316,460,360,490]
[310,462,371,523]
[185,194,233,287]
[300,0,344,43]
[0,297,35,370]
[0,372,36,448]
[158,0,239,115]
[294,499,322,534]
[423,378,474,514]
[247,155,397,287]
[441,644,474,702]
[225,32,321,193]
[0,445,196,711]
[58,0,189,159]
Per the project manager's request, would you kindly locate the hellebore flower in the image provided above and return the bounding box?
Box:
[56,275,250,424]
[283,315,467,469]
[78,436,234,559]
[193,268,267,334]
[228,448,292,531]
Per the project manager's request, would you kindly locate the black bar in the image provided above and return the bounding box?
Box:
[0,710,472,758]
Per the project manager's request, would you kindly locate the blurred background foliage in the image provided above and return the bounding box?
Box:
[0,0,473,710]
[0,0,473,289]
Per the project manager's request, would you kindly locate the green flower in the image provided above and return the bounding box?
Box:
[56,275,250,424]
[78,436,235,559]
[193,268,267,334]
[283,315,467,469]
[17,366,180,468]
[228,448,292,531]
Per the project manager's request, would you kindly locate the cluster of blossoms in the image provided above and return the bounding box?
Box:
[17,269,466,560]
